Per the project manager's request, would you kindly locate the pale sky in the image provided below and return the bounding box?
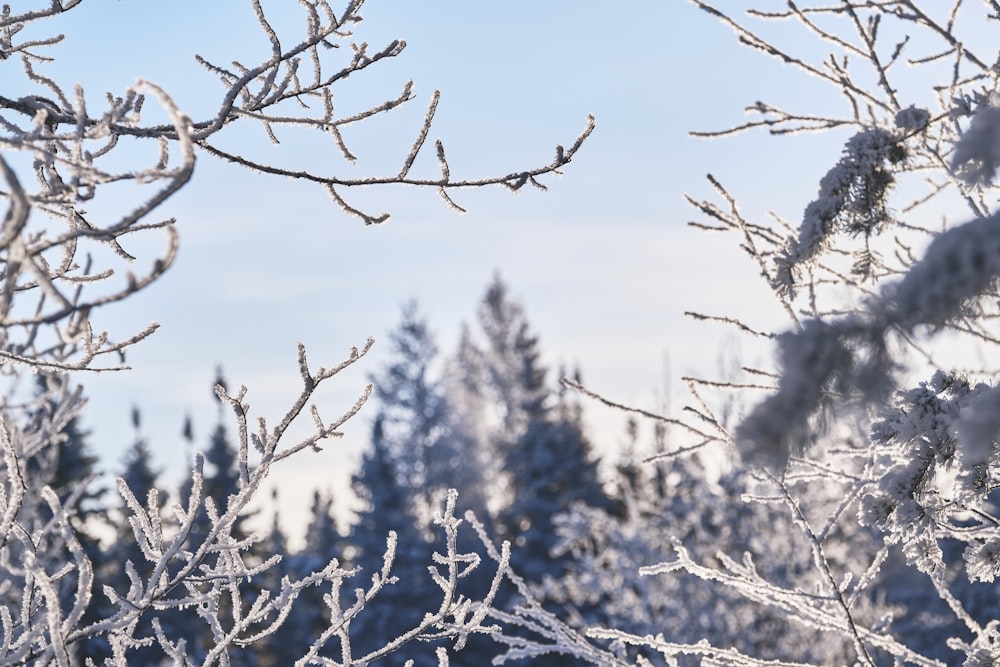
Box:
[34,1,857,539]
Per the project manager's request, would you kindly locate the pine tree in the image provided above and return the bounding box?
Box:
[254,493,290,667]
[175,369,261,666]
[256,489,344,666]
[103,405,167,666]
[24,374,111,663]
[303,490,343,569]
[366,300,501,661]
[469,278,609,574]
[350,415,426,582]
[181,369,254,553]
[24,376,106,533]
[500,389,608,592]
[452,275,546,519]
[371,301,488,530]
[476,276,548,442]
[348,416,439,666]
[114,406,163,575]
[443,324,495,517]
[446,277,614,664]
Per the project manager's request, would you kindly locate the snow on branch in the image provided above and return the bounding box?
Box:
[774,122,911,297]
[0,0,593,373]
[0,1,606,664]
[0,347,516,664]
[737,199,1000,471]
[952,106,1000,187]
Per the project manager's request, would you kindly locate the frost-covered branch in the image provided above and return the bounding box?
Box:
[0,2,598,664]
[0,350,514,664]
[552,4,1000,666]
[0,0,592,372]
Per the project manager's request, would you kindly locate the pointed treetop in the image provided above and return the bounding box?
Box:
[182,414,194,444]
[213,365,228,403]
[479,273,524,357]
[119,436,160,509]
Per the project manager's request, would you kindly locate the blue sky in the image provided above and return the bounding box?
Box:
[33,1,858,539]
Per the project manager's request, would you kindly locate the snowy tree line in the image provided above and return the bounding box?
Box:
[33,271,1000,666]
[6,0,1000,665]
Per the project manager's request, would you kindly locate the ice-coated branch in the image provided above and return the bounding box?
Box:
[774,122,911,297]
[639,539,940,667]
[4,352,509,664]
[0,72,191,372]
[951,106,1000,186]
[689,1,994,236]
[463,511,630,666]
[200,113,596,226]
[0,0,593,372]
[0,1,601,666]
[661,5,1000,664]
[739,187,1000,472]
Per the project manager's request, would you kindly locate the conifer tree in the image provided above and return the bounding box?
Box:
[114,406,162,569]
[439,277,613,664]
[499,387,606,583]
[180,369,254,553]
[468,278,609,577]
[348,416,439,666]
[371,301,489,529]
[103,405,167,666]
[120,407,160,504]
[476,276,549,441]
[369,302,449,519]
[176,370,261,666]
[302,490,344,570]
[254,492,290,667]
[22,375,111,663]
[25,375,106,534]
[263,489,345,665]
[443,324,495,517]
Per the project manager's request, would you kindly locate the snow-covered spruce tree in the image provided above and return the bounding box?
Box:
[175,381,264,667]
[21,375,111,665]
[253,491,293,667]
[0,1,591,664]
[453,276,610,556]
[106,408,162,595]
[348,417,440,666]
[360,301,520,664]
[417,277,616,665]
[444,324,499,519]
[349,417,505,666]
[368,302,448,505]
[470,278,610,583]
[367,301,489,531]
[273,489,348,666]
